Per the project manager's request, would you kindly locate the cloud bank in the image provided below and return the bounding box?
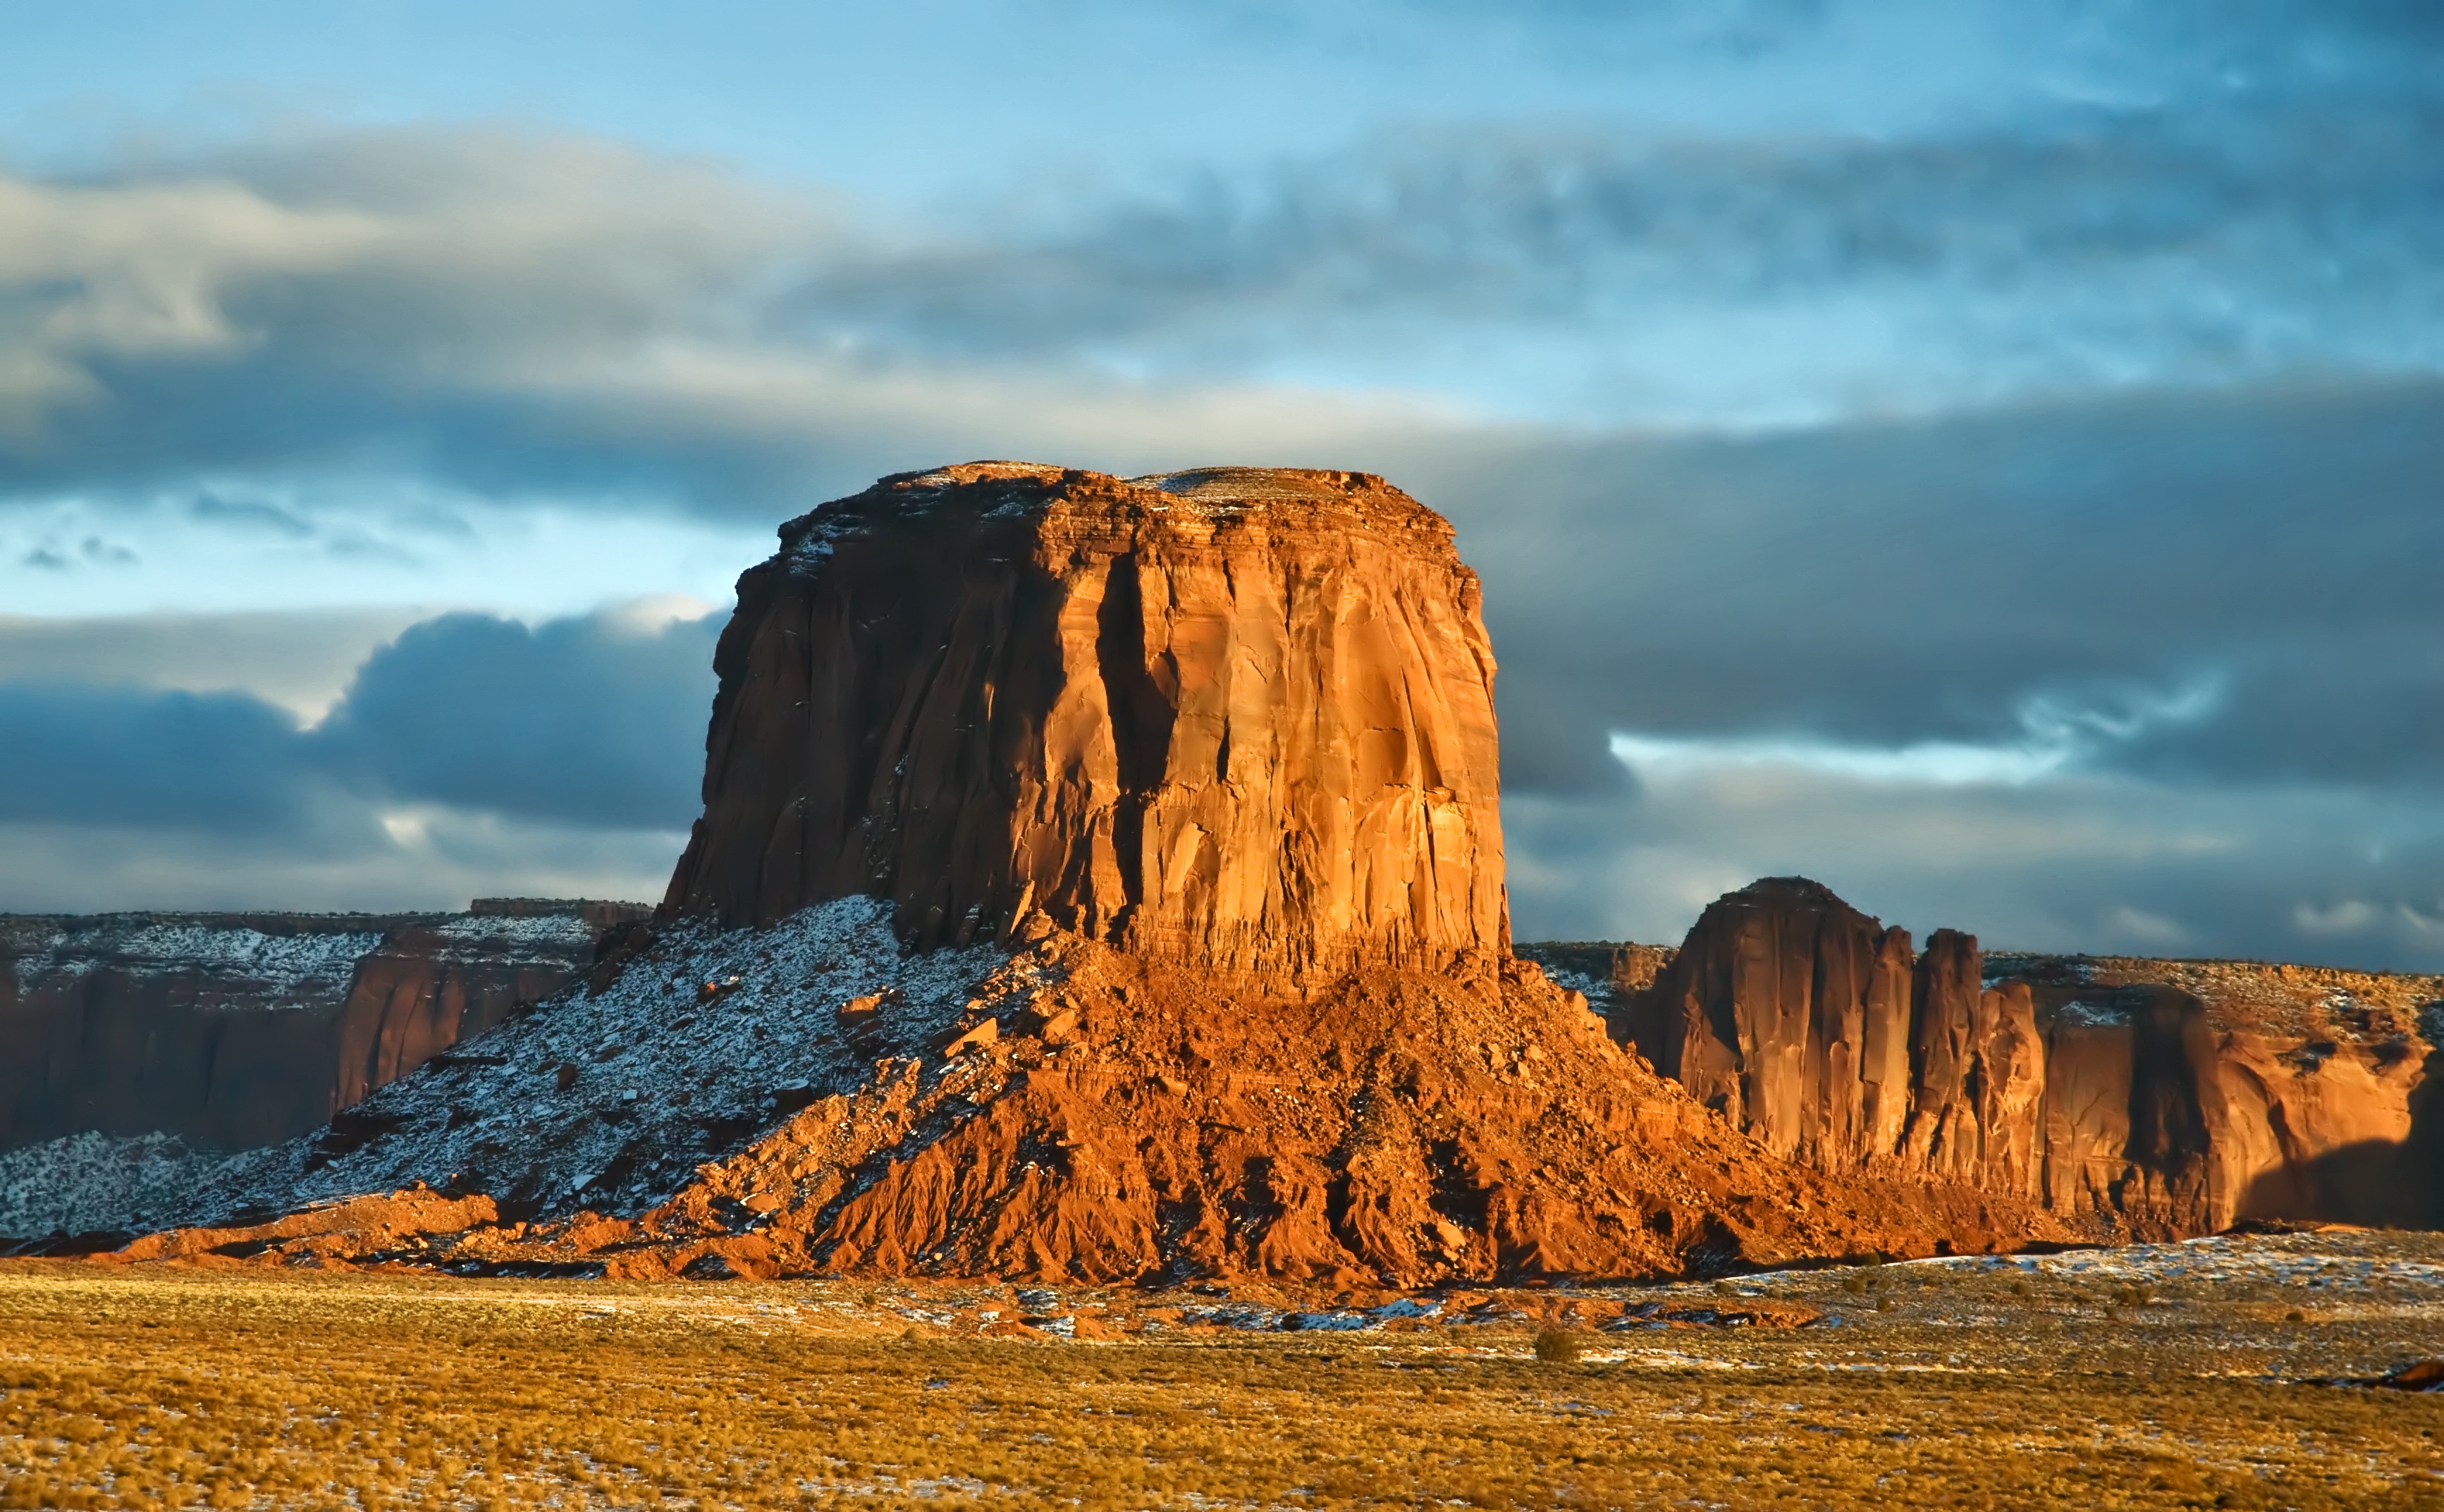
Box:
[0,605,718,912]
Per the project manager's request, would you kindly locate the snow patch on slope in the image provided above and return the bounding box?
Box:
[429,912,602,950]
[0,898,1012,1237]
[12,923,386,1003]
[0,1133,229,1238]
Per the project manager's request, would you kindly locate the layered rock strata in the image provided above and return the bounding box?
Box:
[1602,878,2443,1236]
[0,900,646,1153]
[663,462,1508,984]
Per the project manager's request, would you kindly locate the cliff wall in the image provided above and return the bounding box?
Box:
[1577,878,2443,1235]
[663,462,1508,983]
[0,899,645,1152]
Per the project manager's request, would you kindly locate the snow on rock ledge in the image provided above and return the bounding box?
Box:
[0,898,1014,1238]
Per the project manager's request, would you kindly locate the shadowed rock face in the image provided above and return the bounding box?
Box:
[0,901,646,1153]
[1609,877,2444,1236]
[663,462,1509,984]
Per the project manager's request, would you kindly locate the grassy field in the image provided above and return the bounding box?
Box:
[4,1233,2443,1509]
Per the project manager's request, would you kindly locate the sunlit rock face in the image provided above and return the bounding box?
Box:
[1616,878,2044,1193]
[663,462,1509,985]
[1614,876,2444,1236]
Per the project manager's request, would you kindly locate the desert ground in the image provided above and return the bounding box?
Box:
[5,1229,2441,1509]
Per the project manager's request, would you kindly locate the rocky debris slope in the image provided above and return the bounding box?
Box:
[1594,878,2444,1236]
[663,462,1507,985]
[0,897,990,1239]
[0,899,646,1153]
[11,900,2059,1278]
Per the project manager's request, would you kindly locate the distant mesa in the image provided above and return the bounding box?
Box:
[0,901,647,1155]
[1539,875,2444,1236]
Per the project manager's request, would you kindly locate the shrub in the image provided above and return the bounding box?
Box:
[1533,1329,1584,1364]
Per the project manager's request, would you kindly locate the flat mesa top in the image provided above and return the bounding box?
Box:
[1131,466,1391,505]
[771,462,1465,574]
[787,461,1456,541]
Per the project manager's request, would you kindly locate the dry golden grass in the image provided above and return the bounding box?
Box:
[3,1241,2443,1510]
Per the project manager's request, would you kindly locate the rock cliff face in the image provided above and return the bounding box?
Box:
[0,900,646,1153]
[1601,878,2443,1236]
[663,462,1508,984]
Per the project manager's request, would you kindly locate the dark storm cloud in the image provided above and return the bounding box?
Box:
[1413,379,2444,797]
[0,606,715,862]
[1502,773,2444,971]
[0,683,321,832]
[1430,373,2444,968]
[317,608,719,829]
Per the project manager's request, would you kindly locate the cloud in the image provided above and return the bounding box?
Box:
[1607,680,2222,787]
[0,128,1437,519]
[0,811,686,916]
[1502,767,2444,971]
[0,683,323,832]
[1408,379,2444,804]
[0,601,717,909]
[0,608,426,719]
[4,30,2440,513]
[316,607,719,829]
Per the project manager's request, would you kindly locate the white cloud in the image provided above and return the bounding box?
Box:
[2294,899,2382,935]
[1608,680,2221,788]
[1610,729,2075,786]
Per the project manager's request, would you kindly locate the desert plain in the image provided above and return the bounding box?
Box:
[6,1227,2443,1510]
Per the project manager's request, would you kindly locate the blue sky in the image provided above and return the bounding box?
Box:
[5,1,2443,966]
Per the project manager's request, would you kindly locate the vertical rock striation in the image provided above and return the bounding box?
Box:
[0,900,645,1153]
[1614,876,2443,1235]
[1621,879,2040,1193]
[663,462,1509,983]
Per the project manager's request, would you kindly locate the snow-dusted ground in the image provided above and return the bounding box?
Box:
[9,921,388,1004]
[0,1133,226,1239]
[0,898,1016,1237]
[428,912,604,951]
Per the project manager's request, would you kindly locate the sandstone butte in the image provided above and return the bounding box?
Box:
[618,461,2056,1277]
[1551,876,2444,1239]
[37,462,2438,1284]
[663,461,1509,983]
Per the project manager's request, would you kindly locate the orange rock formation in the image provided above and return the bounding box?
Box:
[1604,877,2444,1236]
[663,462,1508,984]
[101,462,2428,1279]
